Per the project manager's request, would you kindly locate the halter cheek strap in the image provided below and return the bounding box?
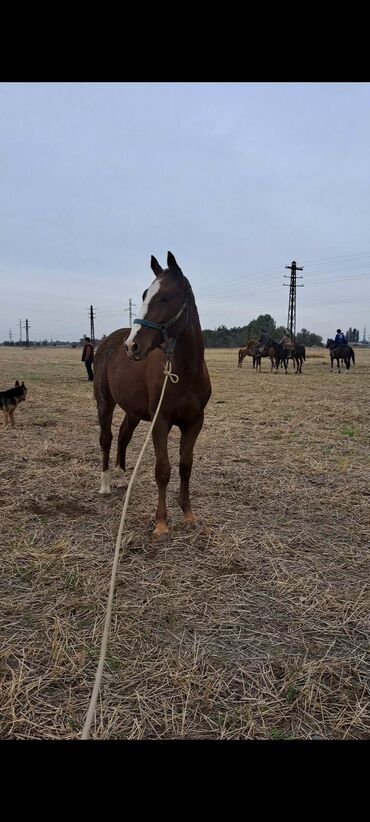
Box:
[133,298,189,358]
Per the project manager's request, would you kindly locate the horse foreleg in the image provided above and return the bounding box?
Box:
[116,414,140,486]
[152,418,171,536]
[178,413,204,527]
[97,397,115,494]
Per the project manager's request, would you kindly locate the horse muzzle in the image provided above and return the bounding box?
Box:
[124,339,144,360]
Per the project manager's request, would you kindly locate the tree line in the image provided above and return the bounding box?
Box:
[202,315,323,348]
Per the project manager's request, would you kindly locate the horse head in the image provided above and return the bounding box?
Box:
[125,252,190,361]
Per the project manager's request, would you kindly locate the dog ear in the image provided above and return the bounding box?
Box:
[15,380,20,386]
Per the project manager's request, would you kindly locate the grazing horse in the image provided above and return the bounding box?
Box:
[326,339,355,373]
[238,340,257,368]
[94,252,212,536]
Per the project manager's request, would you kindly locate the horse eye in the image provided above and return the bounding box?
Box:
[142,289,147,301]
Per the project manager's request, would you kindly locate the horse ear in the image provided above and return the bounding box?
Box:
[167,251,183,277]
[15,380,19,386]
[151,256,163,278]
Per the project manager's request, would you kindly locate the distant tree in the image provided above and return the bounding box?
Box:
[296,328,323,347]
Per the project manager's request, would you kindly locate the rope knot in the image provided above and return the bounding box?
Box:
[163,360,179,383]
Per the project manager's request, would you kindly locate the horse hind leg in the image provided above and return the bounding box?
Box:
[178,414,204,527]
[116,414,140,486]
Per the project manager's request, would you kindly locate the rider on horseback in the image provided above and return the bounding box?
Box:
[255,329,269,355]
[280,330,294,352]
[334,329,347,346]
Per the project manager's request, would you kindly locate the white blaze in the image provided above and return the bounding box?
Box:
[125,278,161,344]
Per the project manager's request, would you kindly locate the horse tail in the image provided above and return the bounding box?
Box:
[238,349,242,367]
[351,348,355,364]
[302,348,306,361]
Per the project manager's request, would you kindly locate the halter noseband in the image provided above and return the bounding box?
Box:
[133,294,189,358]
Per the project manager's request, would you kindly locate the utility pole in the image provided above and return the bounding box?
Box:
[19,319,22,344]
[9,329,12,343]
[23,319,30,347]
[89,305,96,345]
[363,326,367,343]
[125,298,136,328]
[283,260,303,342]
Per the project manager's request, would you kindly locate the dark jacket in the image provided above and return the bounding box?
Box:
[81,342,94,363]
[334,333,346,345]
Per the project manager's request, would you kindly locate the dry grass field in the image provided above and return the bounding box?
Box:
[1,345,369,739]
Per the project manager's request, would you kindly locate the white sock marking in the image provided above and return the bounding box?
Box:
[99,469,111,495]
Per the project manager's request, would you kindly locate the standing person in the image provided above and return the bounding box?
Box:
[81,336,94,381]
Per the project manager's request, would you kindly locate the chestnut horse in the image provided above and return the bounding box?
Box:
[238,340,275,372]
[94,252,212,536]
[238,340,257,368]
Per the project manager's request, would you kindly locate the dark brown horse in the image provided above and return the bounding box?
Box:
[94,252,212,536]
[255,346,276,373]
[326,339,355,373]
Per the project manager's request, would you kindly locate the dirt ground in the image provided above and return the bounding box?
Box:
[0,345,369,739]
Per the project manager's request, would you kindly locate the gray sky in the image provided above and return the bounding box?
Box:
[1,82,370,342]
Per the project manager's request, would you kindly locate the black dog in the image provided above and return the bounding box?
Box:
[0,380,27,427]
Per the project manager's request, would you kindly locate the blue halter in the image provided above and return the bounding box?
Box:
[133,297,189,357]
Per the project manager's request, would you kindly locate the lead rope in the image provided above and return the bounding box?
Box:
[81,359,179,739]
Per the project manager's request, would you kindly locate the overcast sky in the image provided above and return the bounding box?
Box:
[1,82,370,342]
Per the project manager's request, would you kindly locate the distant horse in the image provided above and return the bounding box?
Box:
[326,339,355,373]
[287,344,306,373]
[256,338,289,373]
[94,252,212,536]
[238,340,276,371]
[238,340,257,368]
[255,346,277,372]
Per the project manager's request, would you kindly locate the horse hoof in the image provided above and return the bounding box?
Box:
[153,521,169,537]
[116,467,127,487]
[183,512,196,527]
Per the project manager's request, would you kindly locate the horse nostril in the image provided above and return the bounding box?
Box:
[131,341,139,353]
